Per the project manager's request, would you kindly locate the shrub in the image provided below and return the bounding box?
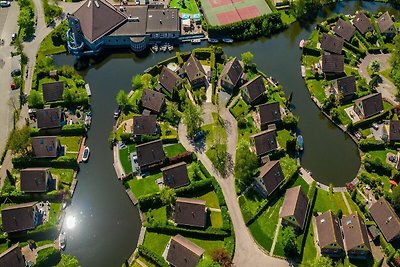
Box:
[175,179,213,197]
[61,124,86,136]
[138,246,169,267]
[35,247,61,267]
[359,139,385,151]
[138,193,163,211]
[12,155,79,169]
[146,224,230,238]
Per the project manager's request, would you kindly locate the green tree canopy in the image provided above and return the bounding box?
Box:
[56,254,81,267]
[182,102,204,137]
[132,74,143,90]
[392,185,400,210]
[234,140,259,189]
[211,248,233,266]
[28,90,44,108]
[141,73,154,89]
[370,60,381,73]
[116,90,130,113]
[281,226,298,256]
[241,51,254,67]
[311,256,333,267]
[9,126,31,155]
[160,187,176,207]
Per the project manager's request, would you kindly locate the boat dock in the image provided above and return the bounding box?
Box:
[85,83,91,96]
[69,178,78,197]
[77,137,86,163]
[125,189,138,205]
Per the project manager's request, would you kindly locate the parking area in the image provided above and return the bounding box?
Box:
[37,201,51,224]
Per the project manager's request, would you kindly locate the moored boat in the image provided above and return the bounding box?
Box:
[59,232,66,250]
[82,146,90,162]
[208,38,219,43]
[297,135,304,151]
[222,38,233,43]
[191,39,201,44]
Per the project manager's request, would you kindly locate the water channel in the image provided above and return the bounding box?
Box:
[53,1,399,266]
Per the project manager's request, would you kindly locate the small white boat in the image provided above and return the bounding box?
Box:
[222,38,233,43]
[208,38,219,43]
[167,45,173,52]
[82,146,90,162]
[84,114,91,128]
[299,39,305,48]
[151,44,158,52]
[59,232,66,250]
[160,45,167,52]
[191,39,201,44]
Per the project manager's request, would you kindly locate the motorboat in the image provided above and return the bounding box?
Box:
[208,38,219,43]
[191,39,201,44]
[59,232,66,250]
[82,146,90,162]
[222,38,233,43]
[167,44,174,52]
[297,135,304,151]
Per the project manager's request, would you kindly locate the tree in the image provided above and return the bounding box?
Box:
[282,114,299,130]
[182,102,204,137]
[160,187,176,207]
[281,226,297,256]
[241,51,254,67]
[56,254,81,267]
[9,126,31,155]
[116,90,130,113]
[141,73,154,89]
[211,248,233,267]
[28,90,44,108]
[392,185,400,210]
[164,103,181,125]
[370,60,381,74]
[197,257,220,267]
[132,74,143,90]
[234,140,259,190]
[311,256,333,267]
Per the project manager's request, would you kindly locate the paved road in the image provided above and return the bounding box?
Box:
[178,103,290,267]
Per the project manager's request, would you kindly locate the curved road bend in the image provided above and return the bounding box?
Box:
[178,103,290,267]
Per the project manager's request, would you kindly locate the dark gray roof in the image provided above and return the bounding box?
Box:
[146,8,179,33]
[221,57,243,88]
[258,102,281,126]
[31,136,60,158]
[341,212,371,252]
[259,160,284,196]
[0,243,25,267]
[36,108,62,129]
[316,210,344,249]
[1,202,38,233]
[20,168,50,193]
[251,129,278,156]
[279,186,309,230]
[111,6,148,36]
[377,11,394,33]
[355,93,383,119]
[161,162,190,189]
[184,55,206,85]
[136,139,165,167]
[320,33,344,54]
[132,115,157,135]
[158,66,182,95]
[42,81,64,102]
[352,12,373,34]
[321,54,344,73]
[166,235,205,267]
[73,0,127,42]
[174,198,206,228]
[333,75,356,96]
[241,75,265,104]
[141,89,165,114]
[333,18,356,41]
[389,120,400,142]
[370,197,400,242]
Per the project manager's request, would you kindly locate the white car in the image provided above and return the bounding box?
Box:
[0,1,11,7]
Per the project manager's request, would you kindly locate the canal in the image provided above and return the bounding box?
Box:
[53,1,399,266]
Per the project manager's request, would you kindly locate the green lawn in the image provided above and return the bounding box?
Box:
[126,172,162,198]
[229,98,249,119]
[195,191,220,209]
[238,187,266,223]
[119,144,136,174]
[384,101,394,111]
[169,0,199,14]
[306,79,327,104]
[302,55,320,67]
[344,192,365,220]
[210,210,223,228]
[131,256,157,267]
[314,189,349,214]
[145,206,167,223]
[276,129,293,150]
[59,136,82,152]
[337,104,352,126]
[187,238,224,256]
[38,21,67,56]
[279,156,298,179]
[301,223,317,265]
[143,232,171,255]
[205,144,227,175]
[368,149,396,163]
[164,143,187,158]
[49,168,75,189]
[160,122,177,139]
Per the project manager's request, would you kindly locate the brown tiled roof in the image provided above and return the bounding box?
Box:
[321,54,344,73]
[251,129,278,156]
[377,11,394,33]
[316,211,344,249]
[20,168,50,193]
[174,198,206,228]
[355,92,383,119]
[146,8,180,33]
[132,115,157,136]
[352,12,373,34]
[221,57,243,88]
[73,0,127,42]
[136,139,165,167]
[333,18,356,41]
[166,234,205,267]
[158,66,182,95]
[333,75,356,97]
[341,212,371,252]
[389,120,400,142]
[42,81,64,102]
[141,89,165,114]
[1,202,38,233]
[241,75,265,104]
[279,186,309,230]
[36,108,62,129]
[258,102,281,126]
[161,162,190,189]
[370,197,400,242]
[184,55,206,85]
[259,160,284,196]
[0,243,25,267]
[31,136,60,158]
[320,33,344,54]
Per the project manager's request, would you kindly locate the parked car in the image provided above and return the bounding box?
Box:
[354,131,362,140]
[0,1,11,7]
[11,33,17,41]
[372,122,379,130]
[11,68,21,77]
[113,107,121,119]
[10,82,16,90]
[389,155,397,163]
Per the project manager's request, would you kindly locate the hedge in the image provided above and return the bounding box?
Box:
[198,160,211,178]
[12,155,79,169]
[146,223,230,238]
[35,247,61,267]
[61,124,86,136]
[359,139,385,151]
[352,109,392,129]
[220,206,231,232]
[302,46,321,57]
[212,179,226,207]
[364,154,392,176]
[343,41,366,57]
[224,236,235,258]
[138,192,163,211]
[138,245,169,267]
[175,179,213,197]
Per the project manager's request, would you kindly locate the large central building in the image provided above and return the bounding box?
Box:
[67,0,180,56]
